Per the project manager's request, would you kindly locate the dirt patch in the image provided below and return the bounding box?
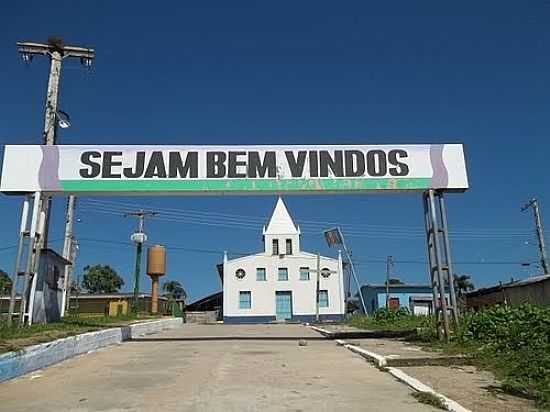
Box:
[400,365,539,412]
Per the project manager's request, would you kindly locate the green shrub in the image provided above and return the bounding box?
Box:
[456,305,550,407]
[348,304,550,407]
[347,308,434,332]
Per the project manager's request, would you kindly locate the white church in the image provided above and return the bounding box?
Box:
[222,198,345,323]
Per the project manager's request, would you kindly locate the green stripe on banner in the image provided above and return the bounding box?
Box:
[60,178,432,192]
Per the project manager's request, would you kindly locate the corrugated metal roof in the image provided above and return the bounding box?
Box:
[465,274,550,297]
[502,274,550,288]
[362,284,433,289]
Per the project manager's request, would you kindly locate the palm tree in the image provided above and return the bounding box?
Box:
[454,274,474,296]
[162,280,187,301]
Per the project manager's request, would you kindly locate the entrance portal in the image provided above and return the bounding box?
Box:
[275,291,293,321]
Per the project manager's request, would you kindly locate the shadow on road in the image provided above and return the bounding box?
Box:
[128,336,327,342]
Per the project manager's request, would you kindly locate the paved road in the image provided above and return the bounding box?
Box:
[0,324,436,411]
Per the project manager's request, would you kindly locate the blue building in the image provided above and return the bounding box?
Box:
[360,283,450,315]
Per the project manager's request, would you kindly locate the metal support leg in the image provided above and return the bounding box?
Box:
[423,193,442,337]
[19,192,42,326]
[428,190,450,340]
[437,191,459,325]
[7,196,30,326]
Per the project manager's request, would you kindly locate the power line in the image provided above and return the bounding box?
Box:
[0,238,64,254]
[71,237,536,266]
[77,201,535,240]
[79,198,533,237]
[0,234,525,269]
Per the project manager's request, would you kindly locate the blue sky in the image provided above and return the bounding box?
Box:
[0,1,549,301]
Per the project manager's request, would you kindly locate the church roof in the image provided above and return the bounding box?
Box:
[263,197,300,235]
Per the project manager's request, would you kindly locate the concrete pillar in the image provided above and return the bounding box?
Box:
[151,275,159,314]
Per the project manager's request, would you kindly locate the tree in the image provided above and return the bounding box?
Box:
[454,274,474,296]
[162,280,187,301]
[81,265,124,294]
[0,269,12,295]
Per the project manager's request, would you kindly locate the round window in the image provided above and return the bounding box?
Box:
[321,267,332,278]
[235,268,246,279]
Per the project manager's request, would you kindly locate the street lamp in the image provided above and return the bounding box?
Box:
[56,110,71,129]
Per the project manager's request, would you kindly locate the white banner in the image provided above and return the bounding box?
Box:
[0,144,468,195]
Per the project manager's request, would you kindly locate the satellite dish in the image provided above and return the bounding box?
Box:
[56,110,71,129]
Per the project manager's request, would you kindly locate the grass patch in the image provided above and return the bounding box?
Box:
[347,308,435,336]
[451,305,550,408]
[412,391,446,410]
[349,305,550,409]
[0,313,161,353]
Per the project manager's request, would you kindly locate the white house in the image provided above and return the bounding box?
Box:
[222,198,345,324]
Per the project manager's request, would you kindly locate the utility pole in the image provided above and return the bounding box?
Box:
[309,252,337,323]
[65,238,79,316]
[17,38,94,246]
[16,38,94,326]
[316,252,321,322]
[60,196,76,316]
[522,198,549,274]
[126,210,157,313]
[385,255,394,309]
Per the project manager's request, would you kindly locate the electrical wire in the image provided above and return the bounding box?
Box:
[79,198,533,236]
[72,237,535,266]
[0,231,525,267]
[77,200,535,240]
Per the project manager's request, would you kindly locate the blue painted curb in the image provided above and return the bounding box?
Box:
[0,318,182,383]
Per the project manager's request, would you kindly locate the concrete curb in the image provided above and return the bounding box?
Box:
[342,342,471,412]
[335,339,387,368]
[309,324,416,339]
[309,325,333,336]
[0,317,183,383]
[387,367,471,412]
[327,335,471,412]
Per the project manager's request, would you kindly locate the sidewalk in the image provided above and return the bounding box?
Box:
[316,325,538,412]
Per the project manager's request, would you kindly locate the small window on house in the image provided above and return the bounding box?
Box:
[256,268,266,281]
[272,239,279,255]
[239,291,251,309]
[278,268,288,281]
[285,239,293,255]
[299,267,310,281]
[389,297,400,310]
[319,290,329,308]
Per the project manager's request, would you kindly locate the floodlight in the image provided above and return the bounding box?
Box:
[21,53,33,63]
[80,57,93,67]
[56,110,71,129]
